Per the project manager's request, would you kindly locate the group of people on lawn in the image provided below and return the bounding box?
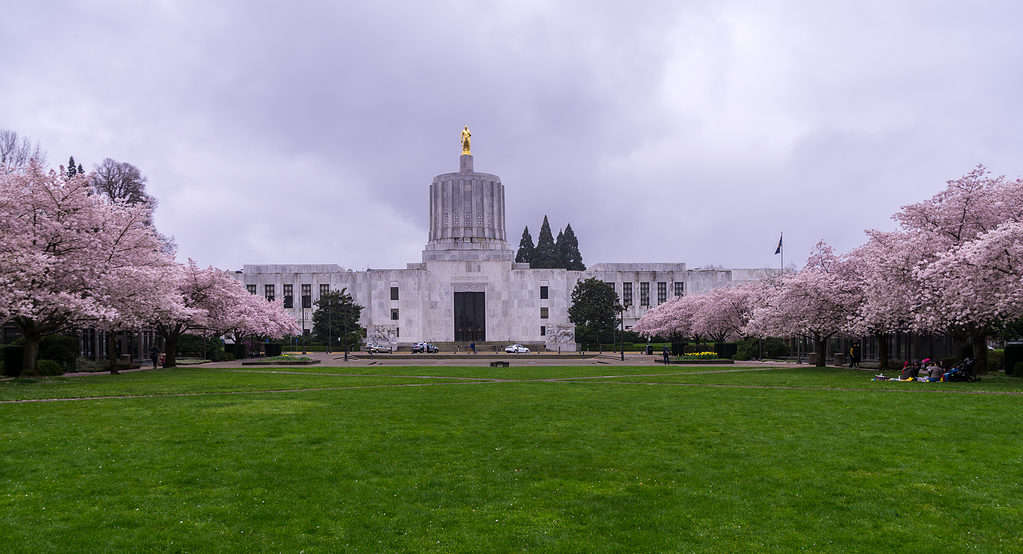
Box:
[892,357,975,382]
[899,358,945,381]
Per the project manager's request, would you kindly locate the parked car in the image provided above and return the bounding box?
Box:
[504,344,530,353]
[366,343,391,353]
[412,342,439,353]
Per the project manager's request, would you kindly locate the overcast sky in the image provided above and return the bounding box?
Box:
[3,1,1021,271]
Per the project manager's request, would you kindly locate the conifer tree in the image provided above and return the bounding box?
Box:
[561,223,586,270]
[67,156,77,178]
[515,226,535,264]
[555,229,565,267]
[532,215,559,268]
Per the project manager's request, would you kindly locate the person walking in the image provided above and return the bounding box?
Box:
[662,346,670,365]
[150,346,160,369]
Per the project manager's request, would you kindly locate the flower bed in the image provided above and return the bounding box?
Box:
[241,354,320,366]
[681,352,718,360]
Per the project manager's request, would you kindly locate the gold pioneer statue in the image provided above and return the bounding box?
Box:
[460,125,471,155]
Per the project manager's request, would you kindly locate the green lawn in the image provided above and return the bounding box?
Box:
[597,366,1023,392]
[1,365,1021,552]
[238,363,743,380]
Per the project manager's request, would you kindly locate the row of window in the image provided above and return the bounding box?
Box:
[606,281,684,307]
[248,284,401,307]
[248,280,683,312]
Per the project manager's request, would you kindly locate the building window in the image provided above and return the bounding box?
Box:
[301,284,311,309]
[674,282,684,297]
[283,284,294,308]
[390,286,399,301]
[623,282,633,306]
[657,282,667,304]
[540,286,548,299]
[396,327,399,338]
[246,284,256,295]
[264,284,275,302]
[540,307,549,319]
[319,284,329,297]
[640,282,650,307]
[540,325,546,336]
[391,308,399,321]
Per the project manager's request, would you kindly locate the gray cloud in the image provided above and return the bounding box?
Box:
[3,1,1021,271]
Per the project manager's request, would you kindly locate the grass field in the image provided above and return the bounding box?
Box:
[2,365,1022,552]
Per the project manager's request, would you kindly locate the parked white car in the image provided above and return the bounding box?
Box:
[504,344,530,353]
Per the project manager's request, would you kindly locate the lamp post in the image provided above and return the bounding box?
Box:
[619,305,625,362]
[327,297,332,355]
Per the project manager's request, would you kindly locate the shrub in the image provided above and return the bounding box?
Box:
[210,349,237,362]
[39,335,78,371]
[1014,361,1023,376]
[177,334,226,358]
[988,349,1004,372]
[34,360,64,376]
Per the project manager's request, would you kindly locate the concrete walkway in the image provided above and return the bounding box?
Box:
[200,351,806,369]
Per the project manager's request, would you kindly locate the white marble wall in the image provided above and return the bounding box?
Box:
[235,260,777,345]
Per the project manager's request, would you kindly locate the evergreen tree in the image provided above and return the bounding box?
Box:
[515,226,535,264]
[67,156,77,178]
[532,215,559,268]
[77,163,83,175]
[561,223,586,270]
[569,278,619,346]
[312,288,364,351]
[555,229,565,267]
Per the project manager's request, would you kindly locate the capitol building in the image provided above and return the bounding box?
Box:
[235,131,777,350]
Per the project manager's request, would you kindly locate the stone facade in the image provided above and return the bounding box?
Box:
[236,150,779,350]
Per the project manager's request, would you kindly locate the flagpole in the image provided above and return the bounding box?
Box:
[780,232,783,273]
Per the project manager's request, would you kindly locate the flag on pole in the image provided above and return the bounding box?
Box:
[774,234,783,255]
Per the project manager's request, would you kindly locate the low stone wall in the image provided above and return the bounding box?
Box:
[241,360,321,366]
[350,353,593,361]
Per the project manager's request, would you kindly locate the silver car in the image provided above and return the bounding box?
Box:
[504,344,530,353]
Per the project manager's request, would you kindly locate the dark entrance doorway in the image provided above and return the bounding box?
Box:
[454,292,485,341]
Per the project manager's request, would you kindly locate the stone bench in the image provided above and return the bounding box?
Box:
[490,361,510,368]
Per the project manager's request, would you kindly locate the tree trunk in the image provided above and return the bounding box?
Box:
[814,338,827,367]
[22,334,40,375]
[876,332,889,371]
[106,332,120,374]
[164,332,179,368]
[971,329,988,375]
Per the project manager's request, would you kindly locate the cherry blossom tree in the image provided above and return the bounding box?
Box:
[895,165,1023,248]
[892,166,1023,372]
[844,230,933,370]
[634,295,699,339]
[691,283,761,343]
[151,260,298,367]
[913,221,1023,372]
[747,243,861,366]
[0,162,174,373]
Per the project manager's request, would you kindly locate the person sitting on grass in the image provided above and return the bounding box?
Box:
[926,361,943,381]
[900,360,920,380]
